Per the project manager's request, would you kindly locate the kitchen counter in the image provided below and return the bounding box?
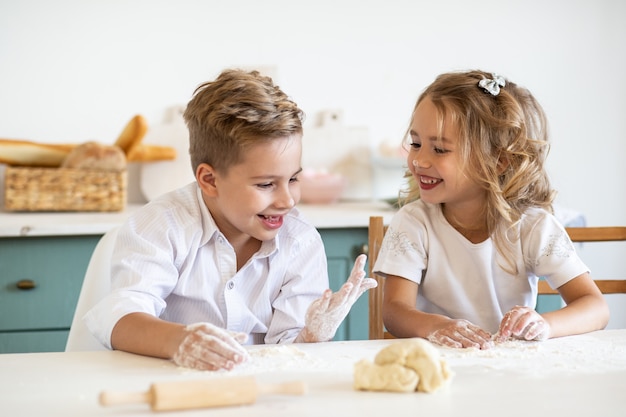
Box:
[0,201,396,237]
[2,330,625,416]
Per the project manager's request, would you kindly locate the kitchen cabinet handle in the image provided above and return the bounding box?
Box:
[16,279,37,290]
[360,244,368,255]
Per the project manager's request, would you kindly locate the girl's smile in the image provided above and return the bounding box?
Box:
[408,97,487,229]
[418,174,443,190]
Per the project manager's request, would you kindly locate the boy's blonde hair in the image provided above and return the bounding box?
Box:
[183,69,304,174]
[402,70,555,273]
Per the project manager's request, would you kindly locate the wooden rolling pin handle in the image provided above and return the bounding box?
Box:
[99,390,152,407]
[99,378,307,412]
[258,380,308,396]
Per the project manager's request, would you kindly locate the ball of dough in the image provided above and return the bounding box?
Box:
[354,338,453,393]
[61,141,126,171]
[401,339,452,393]
[375,339,420,367]
[354,359,419,392]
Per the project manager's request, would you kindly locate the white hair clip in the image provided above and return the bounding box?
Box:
[478,73,506,96]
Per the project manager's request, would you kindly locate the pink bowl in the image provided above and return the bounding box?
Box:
[299,171,346,204]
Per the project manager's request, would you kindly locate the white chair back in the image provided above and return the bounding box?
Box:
[64,227,119,351]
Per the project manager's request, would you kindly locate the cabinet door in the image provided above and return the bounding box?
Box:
[0,330,69,353]
[319,228,369,341]
[0,235,100,352]
[536,294,564,314]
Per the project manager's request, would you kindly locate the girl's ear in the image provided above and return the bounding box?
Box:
[196,163,218,196]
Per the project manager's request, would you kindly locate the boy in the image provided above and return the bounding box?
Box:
[85,69,376,370]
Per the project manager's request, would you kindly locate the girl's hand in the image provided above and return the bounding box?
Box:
[427,319,493,349]
[495,306,551,343]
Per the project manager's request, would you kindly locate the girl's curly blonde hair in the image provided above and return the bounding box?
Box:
[401,70,555,274]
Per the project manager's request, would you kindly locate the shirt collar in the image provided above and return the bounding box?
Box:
[195,185,220,247]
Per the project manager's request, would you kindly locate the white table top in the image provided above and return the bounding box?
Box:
[0,201,396,237]
[2,330,626,416]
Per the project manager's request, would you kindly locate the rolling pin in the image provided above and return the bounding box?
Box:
[99,377,307,412]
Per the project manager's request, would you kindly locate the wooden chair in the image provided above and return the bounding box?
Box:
[368,216,393,340]
[368,216,626,340]
[537,227,626,295]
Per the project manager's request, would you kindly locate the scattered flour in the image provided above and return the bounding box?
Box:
[174,331,626,378]
[172,345,327,375]
[438,333,626,375]
[219,345,334,375]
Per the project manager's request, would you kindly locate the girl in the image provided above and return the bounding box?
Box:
[373,70,608,349]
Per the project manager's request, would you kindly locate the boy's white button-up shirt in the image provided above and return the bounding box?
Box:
[85,183,328,348]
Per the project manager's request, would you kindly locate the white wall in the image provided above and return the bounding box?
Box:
[2,0,624,220]
[1,0,625,322]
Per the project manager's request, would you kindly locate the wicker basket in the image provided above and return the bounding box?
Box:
[4,166,127,212]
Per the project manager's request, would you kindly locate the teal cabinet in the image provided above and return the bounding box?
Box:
[1,228,560,353]
[0,228,370,353]
[319,228,370,341]
[0,235,100,353]
[536,294,563,314]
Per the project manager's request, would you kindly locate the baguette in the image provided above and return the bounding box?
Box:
[114,114,148,154]
[0,139,75,167]
[0,129,175,167]
[127,143,177,162]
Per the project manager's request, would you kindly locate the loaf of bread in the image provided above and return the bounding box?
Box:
[0,139,75,167]
[0,114,175,167]
[61,141,127,171]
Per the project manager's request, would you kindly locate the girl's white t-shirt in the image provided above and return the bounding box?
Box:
[373,199,588,333]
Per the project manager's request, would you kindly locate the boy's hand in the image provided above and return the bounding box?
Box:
[171,322,250,370]
[427,319,494,349]
[298,254,377,342]
[494,305,550,343]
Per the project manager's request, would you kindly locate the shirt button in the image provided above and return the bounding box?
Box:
[227,281,235,290]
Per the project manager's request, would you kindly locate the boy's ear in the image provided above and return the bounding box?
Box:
[196,163,218,196]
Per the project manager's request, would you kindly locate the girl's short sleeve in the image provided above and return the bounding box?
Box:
[372,205,429,284]
[521,209,589,290]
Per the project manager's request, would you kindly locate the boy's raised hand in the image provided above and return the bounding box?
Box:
[297,254,378,342]
[171,322,250,370]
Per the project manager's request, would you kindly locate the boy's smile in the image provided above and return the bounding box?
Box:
[198,135,303,256]
[258,214,284,229]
